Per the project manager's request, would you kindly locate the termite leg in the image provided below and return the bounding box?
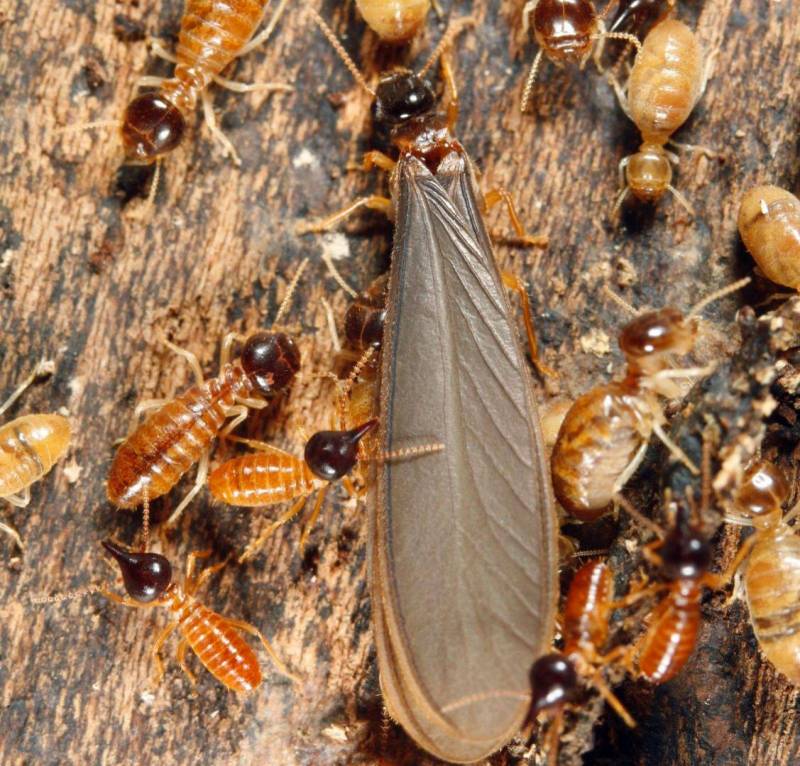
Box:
[220,404,251,439]
[0,520,24,551]
[237,0,291,55]
[220,615,297,680]
[188,559,228,596]
[210,76,293,95]
[220,332,246,367]
[651,421,699,474]
[175,638,197,685]
[134,398,170,418]
[501,272,557,378]
[607,72,632,120]
[223,435,296,459]
[164,450,209,528]
[296,195,393,234]
[666,185,695,218]
[484,188,548,247]
[3,487,31,508]
[701,534,759,592]
[201,90,242,166]
[361,151,397,173]
[239,494,310,563]
[611,440,649,495]
[136,76,168,90]
[521,0,539,37]
[298,486,329,551]
[161,337,205,386]
[151,622,178,686]
[148,38,178,64]
[440,52,460,130]
[587,668,636,727]
[185,548,213,586]
[0,359,54,416]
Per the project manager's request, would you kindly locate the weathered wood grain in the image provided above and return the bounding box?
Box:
[0,0,798,764]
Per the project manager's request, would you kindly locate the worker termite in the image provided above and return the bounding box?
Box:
[107,262,306,527]
[356,0,431,44]
[208,349,380,562]
[721,459,800,683]
[0,360,71,552]
[302,12,558,761]
[64,0,293,201]
[550,278,749,521]
[520,0,642,113]
[737,185,800,290]
[609,18,709,217]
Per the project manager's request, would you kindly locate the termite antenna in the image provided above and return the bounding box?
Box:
[614,493,666,539]
[320,296,341,351]
[520,50,543,114]
[140,493,151,553]
[55,120,119,136]
[128,160,162,220]
[688,277,751,317]
[372,442,445,462]
[29,584,102,605]
[594,31,642,53]
[307,8,376,97]
[0,358,56,416]
[602,285,641,317]
[336,346,377,430]
[417,16,475,77]
[273,258,309,325]
[322,246,358,298]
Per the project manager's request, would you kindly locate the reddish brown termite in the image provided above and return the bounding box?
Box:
[520,0,642,113]
[107,261,306,527]
[0,360,71,552]
[738,185,800,290]
[609,17,710,217]
[356,0,431,44]
[208,348,381,562]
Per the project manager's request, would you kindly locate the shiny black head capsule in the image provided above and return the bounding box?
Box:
[304,420,378,481]
[659,523,711,581]
[241,331,301,397]
[121,93,186,162]
[102,540,172,603]
[372,71,436,126]
[528,652,580,719]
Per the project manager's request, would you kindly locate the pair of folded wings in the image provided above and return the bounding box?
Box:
[371,151,558,762]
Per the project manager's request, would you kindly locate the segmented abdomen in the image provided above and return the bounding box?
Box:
[637,584,700,683]
[551,383,648,520]
[0,414,71,497]
[174,596,261,692]
[563,560,613,652]
[107,365,248,508]
[746,534,800,683]
[176,0,268,77]
[208,451,316,506]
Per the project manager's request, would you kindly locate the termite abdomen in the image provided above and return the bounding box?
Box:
[103,540,173,602]
[356,0,431,44]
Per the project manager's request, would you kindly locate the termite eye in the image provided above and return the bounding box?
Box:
[121,93,186,162]
[241,331,301,397]
[618,308,692,358]
[102,540,172,602]
[660,525,710,580]
[372,72,435,126]
[528,653,579,718]
[344,303,386,349]
[304,420,378,481]
[533,0,597,58]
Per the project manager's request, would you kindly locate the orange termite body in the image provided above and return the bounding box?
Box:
[356,0,431,44]
[562,559,615,656]
[551,307,697,520]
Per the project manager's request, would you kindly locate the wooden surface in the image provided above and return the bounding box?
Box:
[0,1,799,765]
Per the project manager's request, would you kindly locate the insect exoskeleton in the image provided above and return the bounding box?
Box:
[611,18,707,216]
[551,307,699,521]
[355,0,431,44]
[606,0,675,47]
[725,460,800,683]
[737,185,800,289]
[101,540,295,691]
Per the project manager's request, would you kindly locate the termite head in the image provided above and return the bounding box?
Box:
[344,278,387,350]
[608,0,675,37]
[732,460,788,528]
[241,332,301,397]
[526,652,579,722]
[304,420,378,481]
[102,540,173,603]
[619,308,696,370]
[624,145,672,202]
[121,93,186,162]
[372,70,436,128]
[532,0,599,63]
[659,523,710,581]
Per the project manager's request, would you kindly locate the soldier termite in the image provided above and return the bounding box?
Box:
[356,0,431,44]
[106,261,306,527]
[550,279,749,522]
[520,0,643,114]
[0,360,71,552]
[208,349,380,562]
[303,12,558,761]
[737,185,800,290]
[609,18,709,217]
[62,0,293,203]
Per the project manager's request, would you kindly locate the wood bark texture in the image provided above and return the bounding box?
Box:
[0,1,798,765]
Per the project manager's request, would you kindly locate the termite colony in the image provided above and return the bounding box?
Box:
[6,0,800,764]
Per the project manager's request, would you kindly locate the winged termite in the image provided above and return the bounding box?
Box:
[303,12,558,762]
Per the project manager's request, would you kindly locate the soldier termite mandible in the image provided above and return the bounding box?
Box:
[302,12,558,762]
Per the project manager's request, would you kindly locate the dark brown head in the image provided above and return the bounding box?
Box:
[304,420,378,481]
[619,308,696,361]
[527,652,579,721]
[372,71,436,128]
[659,523,710,581]
[344,276,388,350]
[241,331,301,398]
[733,460,788,525]
[121,93,186,162]
[533,0,598,62]
[624,145,673,202]
[609,0,674,36]
[102,540,172,603]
